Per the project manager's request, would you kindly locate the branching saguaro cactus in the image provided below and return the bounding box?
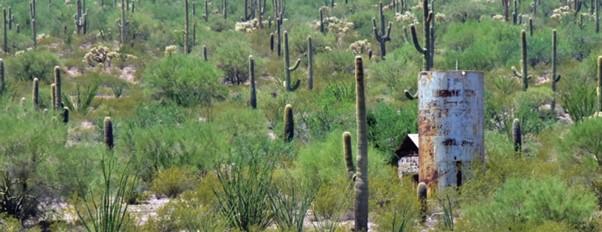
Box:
[32,78,39,110]
[418,182,428,223]
[373,2,391,59]
[512,30,531,91]
[343,131,355,180]
[512,118,522,153]
[307,36,314,90]
[411,0,435,71]
[249,55,257,109]
[551,30,561,111]
[54,66,62,110]
[104,117,114,150]
[283,104,294,142]
[353,56,369,232]
[283,31,301,91]
[184,0,191,54]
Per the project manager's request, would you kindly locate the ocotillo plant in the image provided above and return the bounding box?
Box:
[54,66,62,110]
[353,56,369,232]
[104,117,114,150]
[32,78,39,110]
[551,30,561,111]
[373,2,391,58]
[184,0,191,54]
[0,59,4,95]
[249,55,257,109]
[343,131,355,180]
[307,36,314,90]
[3,8,7,53]
[598,56,602,112]
[512,118,522,153]
[283,104,294,142]
[512,30,530,91]
[418,182,428,223]
[62,107,69,124]
[411,0,435,70]
[283,31,301,91]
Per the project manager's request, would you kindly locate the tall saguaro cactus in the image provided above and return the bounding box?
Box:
[551,30,561,111]
[249,55,257,109]
[184,0,191,54]
[3,8,7,53]
[54,66,62,110]
[75,0,86,34]
[512,30,530,91]
[411,0,435,71]
[307,36,314,90]
[120,0,127,45]
[283,104,294,142]
[283,31,301,91]
[598,56,602,112]
[372,2,391,58]
[353,56,369,232]
[596,0,600,33]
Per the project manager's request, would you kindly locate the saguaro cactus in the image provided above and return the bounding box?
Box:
[596,0,600,33]
[62,107,69,123]
[418,182,428,223]
[204,0,209,22]
[551,30,561,111]
[598,56,602,112]
[343,131,355,180]
[31,18,36,48]
[75,0,86,34]
[353,56,369,232]
[3,8,7,53]
[512,118,522,153]
[51,83,56,110]
[319,7,325,33]
[269,32,275,53]
[283,104,294,142]
[411,0,435,70]
[512,30,530,91]
[307,36,314,90]
[203,44,208,61]
[0,59,4,95]
[32,78,39,110]
[104,117,114,150]
[120,0,127,45]
[54,66,62,110]
[373,2,391,58]
[184,0,191,54]
[249,55,257,109]
[283,31,301,91]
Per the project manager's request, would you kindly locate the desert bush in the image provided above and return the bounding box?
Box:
[7,50,60,82]
[270,173,318,232]
[458,177,597,231]
[211,32,253,84]
[373,177,420,232]
[513,87,555,135]
[144,54,226,107]
[367,102,418,162]
[150,167,198,198]
[561,118,602,167]
[560,74,597,122]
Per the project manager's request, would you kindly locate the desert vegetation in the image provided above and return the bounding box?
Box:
[0,0,602,231]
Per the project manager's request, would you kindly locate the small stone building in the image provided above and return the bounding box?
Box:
[394,134,419,182]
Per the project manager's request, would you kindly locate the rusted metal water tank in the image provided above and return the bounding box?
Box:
[417,71,484,190]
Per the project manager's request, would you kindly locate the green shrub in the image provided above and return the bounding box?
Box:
[7,50,60,82]
[211,32,253,84]
[151,167,198,198]
[459,177,597,231]
[144,54,226,107]
[367,102,418,162]
[561,118,602,168]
